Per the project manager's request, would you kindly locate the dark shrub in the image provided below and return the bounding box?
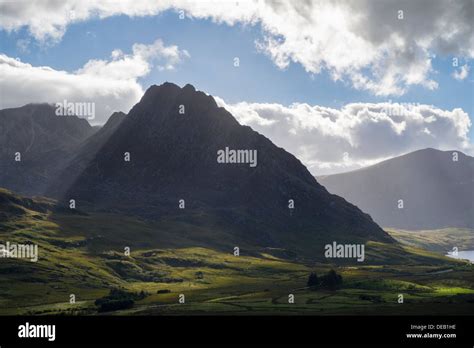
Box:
[307,272,319,289]
[95,288,148,312]
[98,299,134,312]
[359,294,382,303]
[157,289,171,294]
[320,269,343,291]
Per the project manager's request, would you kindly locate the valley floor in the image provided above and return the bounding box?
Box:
[0,205,473,316]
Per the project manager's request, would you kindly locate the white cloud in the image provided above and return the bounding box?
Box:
[15,38,30,53]
[1,0,472,96]
[0,39,189,124]
[215,97,473,175]
[452,64,470,81]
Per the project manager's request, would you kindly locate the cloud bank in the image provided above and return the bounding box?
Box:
[1,0,472,96]
[215,97,473,175]
[0,39,189,124]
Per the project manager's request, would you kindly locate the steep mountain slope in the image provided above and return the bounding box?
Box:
[0,104,95,196]
[319,148,474,229]
[52,83,392,255]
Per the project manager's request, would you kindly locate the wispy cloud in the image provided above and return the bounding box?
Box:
[452,64,470,81]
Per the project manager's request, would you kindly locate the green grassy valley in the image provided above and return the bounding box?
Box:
[1,189,473,316]
[387,227,474,253]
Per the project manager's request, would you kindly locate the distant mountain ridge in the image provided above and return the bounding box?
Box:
[0,104,95,196]
[319,148,474,229]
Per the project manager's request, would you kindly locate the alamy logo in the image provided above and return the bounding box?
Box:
[217,147,257,167]
[381,100,420,117]
[324,241,365,262]
[18,322,55,341]
[0,241,38,262]
[55,99,95,120]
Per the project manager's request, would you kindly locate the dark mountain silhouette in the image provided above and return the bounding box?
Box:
[50,82,392,255]
[0,104,95,196]
[319,148,474,230]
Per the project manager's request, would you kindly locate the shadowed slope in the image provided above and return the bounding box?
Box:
[319,148,474,229]
[53,83,392,256]
[0,104,95,196]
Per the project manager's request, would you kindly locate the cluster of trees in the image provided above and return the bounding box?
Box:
[307,269,343,291]
[95,288,148,312]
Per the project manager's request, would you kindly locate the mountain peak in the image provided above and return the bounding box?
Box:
[414,147,467,156]
[141,82,197,98]
[141,82,201,100]
[183,83,196,92]
[128,82,221,126]
[51,83,392,255]
[140,82,181,100]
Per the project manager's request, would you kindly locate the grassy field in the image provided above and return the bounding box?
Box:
[0,190,473,315]
[386,227,474,253]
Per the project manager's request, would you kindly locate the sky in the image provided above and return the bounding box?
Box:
[0,0,473,175]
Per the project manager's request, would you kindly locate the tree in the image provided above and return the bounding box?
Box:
[320,269,343,291]
[307,272,319,288]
